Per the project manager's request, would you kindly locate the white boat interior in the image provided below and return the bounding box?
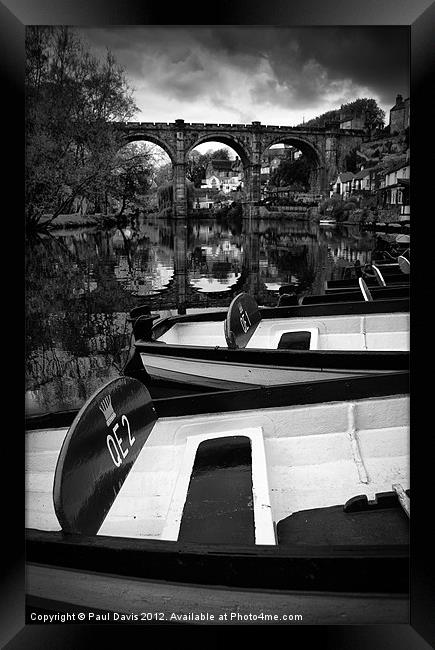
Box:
[156,312,409,351]
[26,394,409,545]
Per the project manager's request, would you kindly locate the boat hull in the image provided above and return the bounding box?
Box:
[26,373,409,622]
[133,351,406,388]
[26,533,408,624]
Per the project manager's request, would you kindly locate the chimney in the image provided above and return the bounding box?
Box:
[396,94,403,105]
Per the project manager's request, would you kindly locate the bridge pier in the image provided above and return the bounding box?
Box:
[173,218,187,313]
[245,163,262,204]
[173,119,187,219]
[309,166,329,195]
[246,121,262,212]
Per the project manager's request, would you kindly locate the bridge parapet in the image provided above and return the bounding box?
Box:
[116,120,364,133]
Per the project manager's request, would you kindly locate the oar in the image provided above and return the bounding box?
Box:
[392,483,410,518]
[397,249,410,275]
[53,376,157,535]
[371,264,387,287]
[359,277,373,302]
[224,292,262,349]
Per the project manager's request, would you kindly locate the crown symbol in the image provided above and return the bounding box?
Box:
[99,395,116,427]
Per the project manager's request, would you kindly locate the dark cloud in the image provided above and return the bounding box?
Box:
[192,26,409,105]
[79,26,409,124]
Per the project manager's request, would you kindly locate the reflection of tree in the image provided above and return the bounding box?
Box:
[266,246,316,292]
[214,203,243,235]
[211,261,232,280]
[25,235,133,411]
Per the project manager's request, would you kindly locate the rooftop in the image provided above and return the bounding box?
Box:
[337,172,354,182]
[353,169,371,180]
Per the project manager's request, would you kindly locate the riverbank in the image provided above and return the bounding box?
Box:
[38,213,114,229]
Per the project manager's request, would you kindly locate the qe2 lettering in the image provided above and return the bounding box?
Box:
[106,415,135,468]
[238,306,251,334]
[99,394,136,468]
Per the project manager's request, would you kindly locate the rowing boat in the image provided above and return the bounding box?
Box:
[134,293,409,352]
[278,285,408,305]
[326,275,409,292]
[124,292,409,388]
[326,263,409,293]
[26,372,409,622]
[341,261,402,280]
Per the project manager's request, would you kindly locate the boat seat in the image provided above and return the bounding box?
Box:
[177,436,255,545]
[279,284,298,296]
[276,490,410,546]
[277,331,312,350]
[247,325,320,350]
[277,294,299,307]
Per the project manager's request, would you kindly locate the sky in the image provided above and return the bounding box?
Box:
[80,27,409,123]
[79,26,409,156]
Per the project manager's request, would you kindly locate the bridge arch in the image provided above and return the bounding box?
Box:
[261,135,324,168]
[261,134,326,194]
[186,133,251,166]
[120,133,176,164]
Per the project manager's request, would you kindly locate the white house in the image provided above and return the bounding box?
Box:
[380,163,410,218]
[201,174,221,191]
[201,159,243,194]
[330,172,354,199]
[351,168,371,193]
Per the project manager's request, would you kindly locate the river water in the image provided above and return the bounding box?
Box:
[25,212,396,417]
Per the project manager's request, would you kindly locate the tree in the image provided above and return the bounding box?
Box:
[154,162,173,187]
[108,142,155,216]
[25,26,138,228]
[270,154,311,190]
[210,148,231,161]
[340,98,385,131]
[186,152,209,187]
[299,98,385,131]
[344,148,359,173]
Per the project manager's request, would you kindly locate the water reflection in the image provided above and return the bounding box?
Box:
[25,213,383,415]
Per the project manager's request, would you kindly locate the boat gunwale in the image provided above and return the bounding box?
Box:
[326,275,409,289]
[26,528,409,560]
[130,342,410,370]
[26,528,409,595]
[324,284,409,295]
[149,298,410,341]
[25,371,410,428]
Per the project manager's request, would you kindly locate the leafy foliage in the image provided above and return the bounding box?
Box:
[300,98,385,130]
[344,148,359,173]
[270,154,312,190]
[26,26,138,227]
[109,142,157,216]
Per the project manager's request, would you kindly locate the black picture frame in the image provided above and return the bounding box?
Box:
[8,0,435,647]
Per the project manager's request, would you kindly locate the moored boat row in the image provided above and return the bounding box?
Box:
[26,371,409,621]
[25,257,410,622]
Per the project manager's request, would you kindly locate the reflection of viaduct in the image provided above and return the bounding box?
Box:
[130,218,323,312]
[116,120,364,217]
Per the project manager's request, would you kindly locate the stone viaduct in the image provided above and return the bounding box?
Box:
[115,119,364,217]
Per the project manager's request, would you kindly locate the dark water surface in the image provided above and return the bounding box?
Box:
[25,213,388,416]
